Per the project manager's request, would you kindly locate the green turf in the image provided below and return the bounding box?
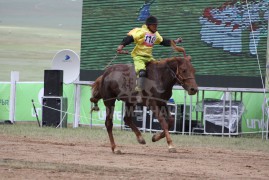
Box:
[1,123,269,152]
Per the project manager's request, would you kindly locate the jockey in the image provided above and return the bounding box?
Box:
[117,15,182,92]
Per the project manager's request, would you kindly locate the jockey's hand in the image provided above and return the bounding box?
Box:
[116,45,129,54]
[174,37,183,44]
[117,45,124,52]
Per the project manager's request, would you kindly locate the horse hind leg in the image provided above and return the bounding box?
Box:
[104,100,122,154]
[124,104,146,144]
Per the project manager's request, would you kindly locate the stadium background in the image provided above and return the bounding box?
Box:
[80,0,268,88]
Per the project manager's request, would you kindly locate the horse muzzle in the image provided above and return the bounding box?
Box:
[187,87,198,95]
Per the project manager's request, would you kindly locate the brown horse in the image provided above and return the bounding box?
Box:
[90,46,198,154]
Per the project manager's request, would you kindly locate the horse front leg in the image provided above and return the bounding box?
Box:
[124,104,146,144]
[104,101,121,154]
[151,106,176,153]
[152,115,174,142]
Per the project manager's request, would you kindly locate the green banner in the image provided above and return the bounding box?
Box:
[1,82,75,123]
[79,85,123,126]
[241,93,265,132]
[0,82,267,133]
[0,83,10,120]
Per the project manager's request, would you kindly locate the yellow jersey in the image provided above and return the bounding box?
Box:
[127,25,163,58]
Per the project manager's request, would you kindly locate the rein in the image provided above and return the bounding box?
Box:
[105,51,129,70]
[166,43,194,85]
[104,54,118,70]
[166,62,194,86]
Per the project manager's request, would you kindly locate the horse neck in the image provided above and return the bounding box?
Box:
[147,59,177,88]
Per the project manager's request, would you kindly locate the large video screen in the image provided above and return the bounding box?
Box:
[80,0,268,88]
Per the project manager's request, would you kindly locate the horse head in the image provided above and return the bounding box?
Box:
[173,56,198,95]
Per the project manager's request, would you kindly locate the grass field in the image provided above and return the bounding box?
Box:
[0,26,81,81]
[0,0,82,81]
[1,123,269,152]
[0,26,80,81]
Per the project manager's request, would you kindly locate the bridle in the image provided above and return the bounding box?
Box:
[166,63,194,86]
[166,44,194,86]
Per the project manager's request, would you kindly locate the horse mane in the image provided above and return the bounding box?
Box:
[147,57,184,70]
[150,57,180,64]
[148,40,188,67]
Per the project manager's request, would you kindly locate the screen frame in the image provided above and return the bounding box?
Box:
[80,70,265,89]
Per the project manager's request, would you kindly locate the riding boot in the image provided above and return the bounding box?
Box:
[135,77,146,92]
[135,70,147,103]
[135,70,147,92]
[156,83,165,93]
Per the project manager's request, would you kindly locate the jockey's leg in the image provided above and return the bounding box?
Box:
[133,57,164,94]
[133,56,148,92]
[135,70,147,92]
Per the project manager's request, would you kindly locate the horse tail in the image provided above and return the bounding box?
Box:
[171,40,186,57]
[90,75,103,112]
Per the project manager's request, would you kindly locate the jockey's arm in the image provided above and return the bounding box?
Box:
[160,37,182,46]
[161,37,186,57]
[117,36,134,53]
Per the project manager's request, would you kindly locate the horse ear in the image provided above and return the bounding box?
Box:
[185,55,191,61]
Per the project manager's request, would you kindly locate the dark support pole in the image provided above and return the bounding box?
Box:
[31,99,41,127]
[196,90,199,126]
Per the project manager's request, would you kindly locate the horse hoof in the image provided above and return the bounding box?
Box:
[152,134,160,142]
[152,135,157,142]
[168,147,177,153]
[137,137,146,144]
[91,106,99,111]
[114,149,122,154]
